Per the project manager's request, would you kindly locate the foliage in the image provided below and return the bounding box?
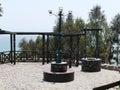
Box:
[110,14,120,64]
[86,5,110,58]
[0,3,3,16]
[110,14,120,43]
[19,38,29,51]
[36,36,42,51]
[19,5,119,63]
[19,36,42,52]
[111,14,120,33]
[53,12,83,52]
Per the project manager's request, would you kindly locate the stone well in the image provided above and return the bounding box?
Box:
[81,58,101,72]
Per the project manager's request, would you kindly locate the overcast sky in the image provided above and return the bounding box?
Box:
[0,0,120,32]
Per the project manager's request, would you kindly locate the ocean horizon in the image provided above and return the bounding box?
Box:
[0,35,37,52]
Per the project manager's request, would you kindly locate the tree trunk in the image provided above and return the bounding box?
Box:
[105,41,112,64]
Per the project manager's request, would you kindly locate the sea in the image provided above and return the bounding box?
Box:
[0,35,37,52]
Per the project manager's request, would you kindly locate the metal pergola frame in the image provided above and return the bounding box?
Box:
[0,29,85,66]
[0,28,101,66]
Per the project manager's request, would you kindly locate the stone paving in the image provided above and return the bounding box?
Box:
[0,62,120,90]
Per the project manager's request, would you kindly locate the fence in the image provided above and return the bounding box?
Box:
[0,50,80,67]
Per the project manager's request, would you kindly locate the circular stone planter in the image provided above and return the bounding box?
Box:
[43,62,74,82]
[51,62,67,72]
[43,69,74,82]
[81,58,101,72]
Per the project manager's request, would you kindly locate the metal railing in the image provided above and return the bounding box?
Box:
[0,50,80,67]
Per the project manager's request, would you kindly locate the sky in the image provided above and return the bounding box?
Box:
[0,0,120,32]
[0,0,120,51]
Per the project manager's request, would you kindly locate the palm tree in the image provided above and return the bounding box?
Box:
[0,3,3,16]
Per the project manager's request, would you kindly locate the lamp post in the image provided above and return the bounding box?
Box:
[44,8,74,82]
[56,8,62,63]
[48,8,71,63]
[49,8,63,63]
[48,8,72,72]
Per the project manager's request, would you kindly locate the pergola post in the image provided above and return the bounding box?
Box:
[95,30,99,58]
[42,34,45,65]
[83,29,101,58]
[13,34,16,65]
[76,36,80,66]
[46,35,49,63]
[10,34,13,64]
[84,30,87,58]
[69,36,73,68]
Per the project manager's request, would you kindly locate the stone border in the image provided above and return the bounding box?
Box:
[43,69,74,82]
[101,64,120,71]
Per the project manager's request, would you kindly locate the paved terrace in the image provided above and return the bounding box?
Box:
[0,62,120,90]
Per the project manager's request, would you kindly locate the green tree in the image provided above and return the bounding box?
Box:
[87,5,109,59]
[75,18,85,31]
[53,14,65,33]
[0,3,3,16]
[28,39,35,51]
[62,12,75,51]
[110,14,120,64]
[110,14,120,42]
[65,12,75,32]
[19,36,43,51]
[53,13,66,51]
[19,38,29,51]
[36,36,42,51]
[52,12,86,58]
[75,18,85,58]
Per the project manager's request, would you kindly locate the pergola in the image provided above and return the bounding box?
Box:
[0,29,86,67]
[0,28,102,67]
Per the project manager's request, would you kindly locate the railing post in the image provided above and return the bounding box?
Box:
[47,35,49,63]
[10,34,13,64]
[84,30,87,58]
[1,53,3,64]
[69,36,73,68]
[1,53,3,63]
[95,30,99,58]
[76,36,80,66]
[42,34,45,65]
[0,53,1,62]
[13,34,16,65]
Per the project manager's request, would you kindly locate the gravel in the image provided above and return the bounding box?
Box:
[0,62,120,90]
